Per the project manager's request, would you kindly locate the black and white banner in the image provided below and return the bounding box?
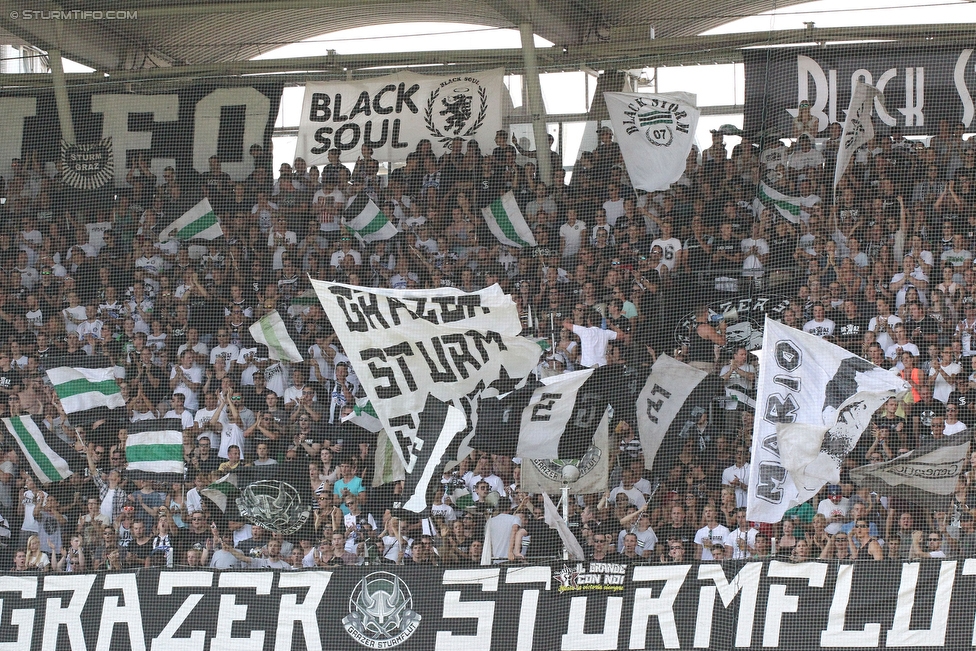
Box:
[60,138,114,190]
[603,91,700,192]
[521,406,611,495]
[309,279,541,475]
[851,436,971,511]
[0,82,282,185]
[297,69,505,164]
[5,561,976,649]
[747,318,909,523]
[636,354,709,471]
[743,44,976,136]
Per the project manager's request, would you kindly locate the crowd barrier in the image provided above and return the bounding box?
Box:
[1,559,973,650]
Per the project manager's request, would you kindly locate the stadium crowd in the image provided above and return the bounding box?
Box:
[2,112,976,573]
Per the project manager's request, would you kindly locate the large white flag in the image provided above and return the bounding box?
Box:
[603,92,700,192]
[747,318,909,523]
[310,279,540,475]
[833,81,883,191]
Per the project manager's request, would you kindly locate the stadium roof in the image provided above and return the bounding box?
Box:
[0,0,972,85]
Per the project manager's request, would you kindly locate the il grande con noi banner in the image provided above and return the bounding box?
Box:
[297,69,506,165]
[0,82,282,186]
[4,561,976,650]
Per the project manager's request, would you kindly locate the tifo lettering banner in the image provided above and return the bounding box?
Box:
[309,280,541,474]
[0,82,283,185]
[5,562,976,649]
[297,68,505,164]
[742,45,976,136]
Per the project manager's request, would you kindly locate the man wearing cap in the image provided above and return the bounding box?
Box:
[816,485,850,535]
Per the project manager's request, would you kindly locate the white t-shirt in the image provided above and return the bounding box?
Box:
[803,318,835,338]
[571,324,617,368]
[559,221,586,257]
[695,524,731,560]
[650,237,681,270]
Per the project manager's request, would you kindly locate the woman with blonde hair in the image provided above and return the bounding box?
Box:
[25,534,50,571]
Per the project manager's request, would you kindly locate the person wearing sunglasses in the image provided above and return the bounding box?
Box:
[850,519,883,560]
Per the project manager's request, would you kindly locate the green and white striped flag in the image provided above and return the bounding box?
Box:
[482,191,538,248]
[249,310,304,362]
[754,182,820,224]
[47,366,124,413]
[125,419,184,477]
[201,474,240,513]
[344,198,398,243]
[343,398,384,433]
[3,416,73,484]
[159,198,222,243]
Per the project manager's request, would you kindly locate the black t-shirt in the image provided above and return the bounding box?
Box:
[523,517,562,559]
[833,314,868,350]
[0,365,23,399]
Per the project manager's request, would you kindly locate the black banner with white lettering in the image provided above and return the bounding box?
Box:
[743,45,976,137]
[0,81,282,186]
[4,560,976,650]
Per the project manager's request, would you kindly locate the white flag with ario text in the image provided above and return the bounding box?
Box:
[603,92,700,192]
[747,318,909,523]
[310,279,541,476]
[833,81,883,191]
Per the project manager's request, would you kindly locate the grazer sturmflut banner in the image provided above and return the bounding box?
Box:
[0,81,283,185]
[4,561,976,649]
[743,44,976,136]
[297,68,505,164]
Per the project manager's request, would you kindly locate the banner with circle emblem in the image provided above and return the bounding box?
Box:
[603,91,700,192]
[297,68,505,165]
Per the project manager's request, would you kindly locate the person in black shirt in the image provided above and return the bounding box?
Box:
[833,300,868,353]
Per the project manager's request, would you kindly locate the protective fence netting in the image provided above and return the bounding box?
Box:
[0,2,975,649]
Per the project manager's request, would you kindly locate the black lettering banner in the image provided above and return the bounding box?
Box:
[0,81,283,186]
[743,45,976,136]
[3,560,976,650]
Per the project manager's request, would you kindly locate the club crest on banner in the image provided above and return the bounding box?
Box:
[424,75,489,145]
[673,294,791,351]
[343,571,422,649]
[235,480,310,534]
[527,446,603,484]
[622,96,691,147]
[60,138,114,190]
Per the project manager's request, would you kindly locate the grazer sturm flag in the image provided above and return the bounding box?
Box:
[343,196,398,243]
[482,191,538,248]
[850,436,971,511]
[753,182,821,224]
[3,416,73,484]
[833,80,883,192]
[125,419,184,479]
[249,310,304,363]
[636,354,709,471]
[603,91,700,192]
[159,198,222,243]
[747,317,910,523]
[47,366,124,413]
[521,406,611,495]
[309,279,540,478]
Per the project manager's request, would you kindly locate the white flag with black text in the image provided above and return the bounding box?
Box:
[310,279,540,483]
[747,318,909,523]
[604,92,700,192]
[636,355,709,471]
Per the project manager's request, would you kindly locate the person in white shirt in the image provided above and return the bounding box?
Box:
[602,183,626,227]
[723,508,758,560]
[558,208,586,260]
[944,404,968,436]
[885,324,920,368]
[169,350,203,411]
[163,393,195,430]
[803,304,835,338]
[816,485,850,535]
[562,309,621,368]
[694,505,730,561]
[721,447,750,508]
[650,220,681,271]
[208,329,240,375]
